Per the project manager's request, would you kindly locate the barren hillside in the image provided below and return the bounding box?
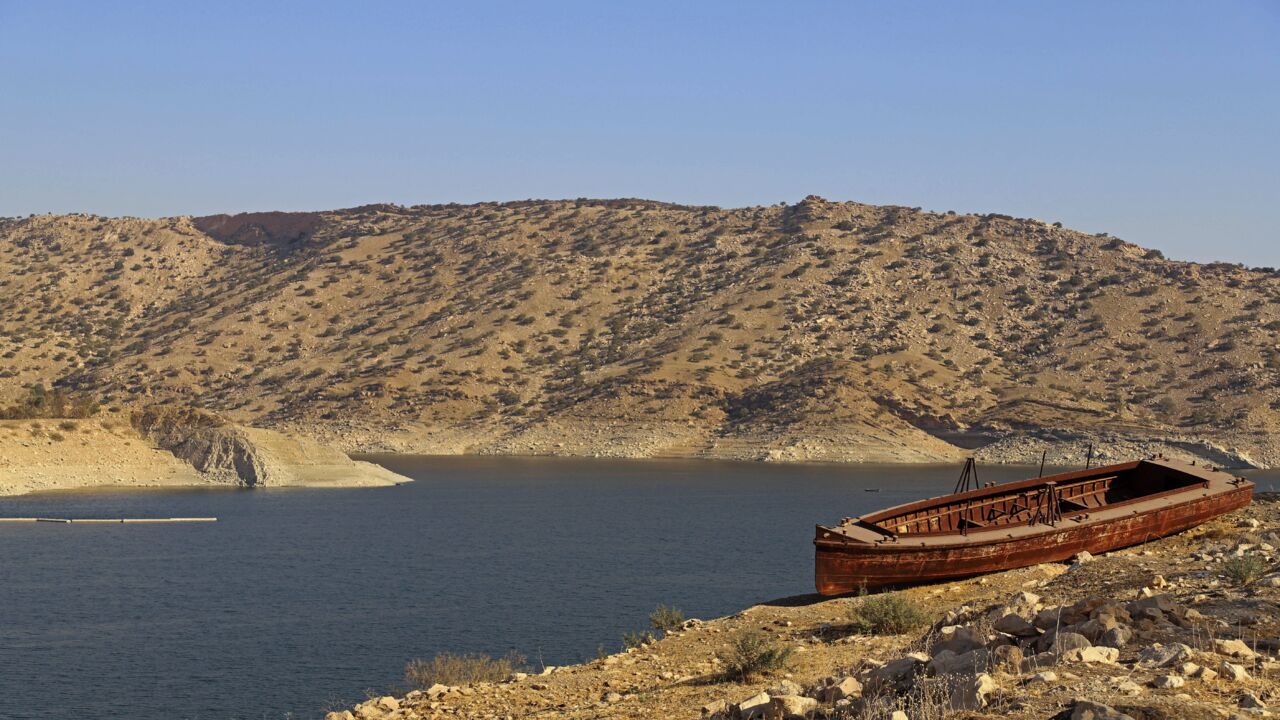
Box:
[2,197,1277,465]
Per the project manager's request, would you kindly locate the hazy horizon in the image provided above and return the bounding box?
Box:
[2,1,1277,266]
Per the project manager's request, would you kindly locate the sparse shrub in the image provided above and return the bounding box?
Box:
[622,630,656,649]
[649,603,685,633]
[58,421,78,432]
[722,631,793,681]
[850,592,928,634]
[1223,553,1267,586]
[404,651,526,688]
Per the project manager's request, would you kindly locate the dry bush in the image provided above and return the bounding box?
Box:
[721,631,793,681]
[850,592,929,635]
[404,651,526,688]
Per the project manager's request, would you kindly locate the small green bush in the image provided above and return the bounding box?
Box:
[404,651,525,688]
[1223,553,1267,586]
[722,631,793,681]
[649,603,686,633]
[850,592,929,634]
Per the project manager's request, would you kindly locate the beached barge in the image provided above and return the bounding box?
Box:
[815,457,1253,595]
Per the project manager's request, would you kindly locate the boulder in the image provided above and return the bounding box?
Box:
[947,672,996,711]
[994,613,1040,637]
[1062,646,1119,664]
[866,653,928,693]
[766,680,804,698]
[928,648,989,676]
[701,700,728,718]
[324,712,355,720]
[1220,662,1251,683]
[1037,631,1091,655]
[1100,625,1134,648]
[817,677,861,703]
[736,692,773,720]
[1070,700,1136,720]
[1026,670,1057,684]
[931,626,986,656]
[1239,690,1267,710]
[1136,643,1194,668]
[765,695,817,720]
[1214,638,1259,659]
[1151,674,1184,689]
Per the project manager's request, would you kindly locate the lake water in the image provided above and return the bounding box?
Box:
[2,456,1276,719]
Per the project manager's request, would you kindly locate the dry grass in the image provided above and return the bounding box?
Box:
[404,652,526,688]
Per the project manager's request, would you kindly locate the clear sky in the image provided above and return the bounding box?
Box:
[2,1,1277,266]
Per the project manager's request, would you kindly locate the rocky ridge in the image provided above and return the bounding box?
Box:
[3,197,1278,467]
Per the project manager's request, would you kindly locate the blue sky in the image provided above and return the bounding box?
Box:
[1,1,1277,265]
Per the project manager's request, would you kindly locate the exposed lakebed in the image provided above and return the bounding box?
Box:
[3,456,1276,719]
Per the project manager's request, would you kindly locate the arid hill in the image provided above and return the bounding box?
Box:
[2,197,1278,466]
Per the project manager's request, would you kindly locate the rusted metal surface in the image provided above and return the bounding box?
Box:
[815,458,1254,595]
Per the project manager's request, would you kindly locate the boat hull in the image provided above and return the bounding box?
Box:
[815,481,1251,595]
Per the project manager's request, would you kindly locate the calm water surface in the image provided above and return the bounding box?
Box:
[3,456,1277,719]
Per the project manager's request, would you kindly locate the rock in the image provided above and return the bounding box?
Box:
[1039,631,1092,655]
[735,692,772,720]
[1063,646,1119,664]
[1070,700,1137,720]
[1073,551,1095,565]
[928,648,988,676]
[1019,651,1061,673]
[1151,674,1185,689]
[1220,662,1251,682]
[324,712,355,720]
[701,700,728,717]
[866,653,928,693]
[766,695,817,720]
[890,712,908,720]
[1127,594,1178,615]
[817,677,862,703]
[994,613,1040,637]
[1239,690,1267,710]
[1215,638,1259,659]
[602,691,623,703]
[931,626,985,656]
[766,680,804,698]
[947,672,996,711]
[1026,671,1057,684]
[1112,679,1145,696]
[1100,625,1134,648]
[353,703,384,720]
[1137,642,1194,668]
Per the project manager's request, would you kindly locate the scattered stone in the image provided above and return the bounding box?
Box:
[324,712,355,720]
[928,648,989,676]
[1220,662,1252,683]
[766,680,804,697]
[1070,699,1136,720]
[1215,638,1259,659]
[1063,646,1119,664]
[701,700,727,717]
[994,612,1040,637]
[766,695,818,720]
[1152,674,1185,689]
[866,653,928,693]
[1026,671,1058,684]
[931,626,985,656]
[1073,551,1095,565]
[602,692,623,704]
[947,672,996,711]
[817,677,862,703]
[1137,642,1195,668]
[1239,690,1267,710]
[735,692,772,720]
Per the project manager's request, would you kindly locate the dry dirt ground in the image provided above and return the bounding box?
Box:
[3,198,1279,467]
[330,494,1280,720]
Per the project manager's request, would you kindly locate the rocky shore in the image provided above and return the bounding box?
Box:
[325,494,1279,720]
[0,408,410,497]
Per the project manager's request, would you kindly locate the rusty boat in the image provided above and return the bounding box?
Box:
[815,457,1253,595]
